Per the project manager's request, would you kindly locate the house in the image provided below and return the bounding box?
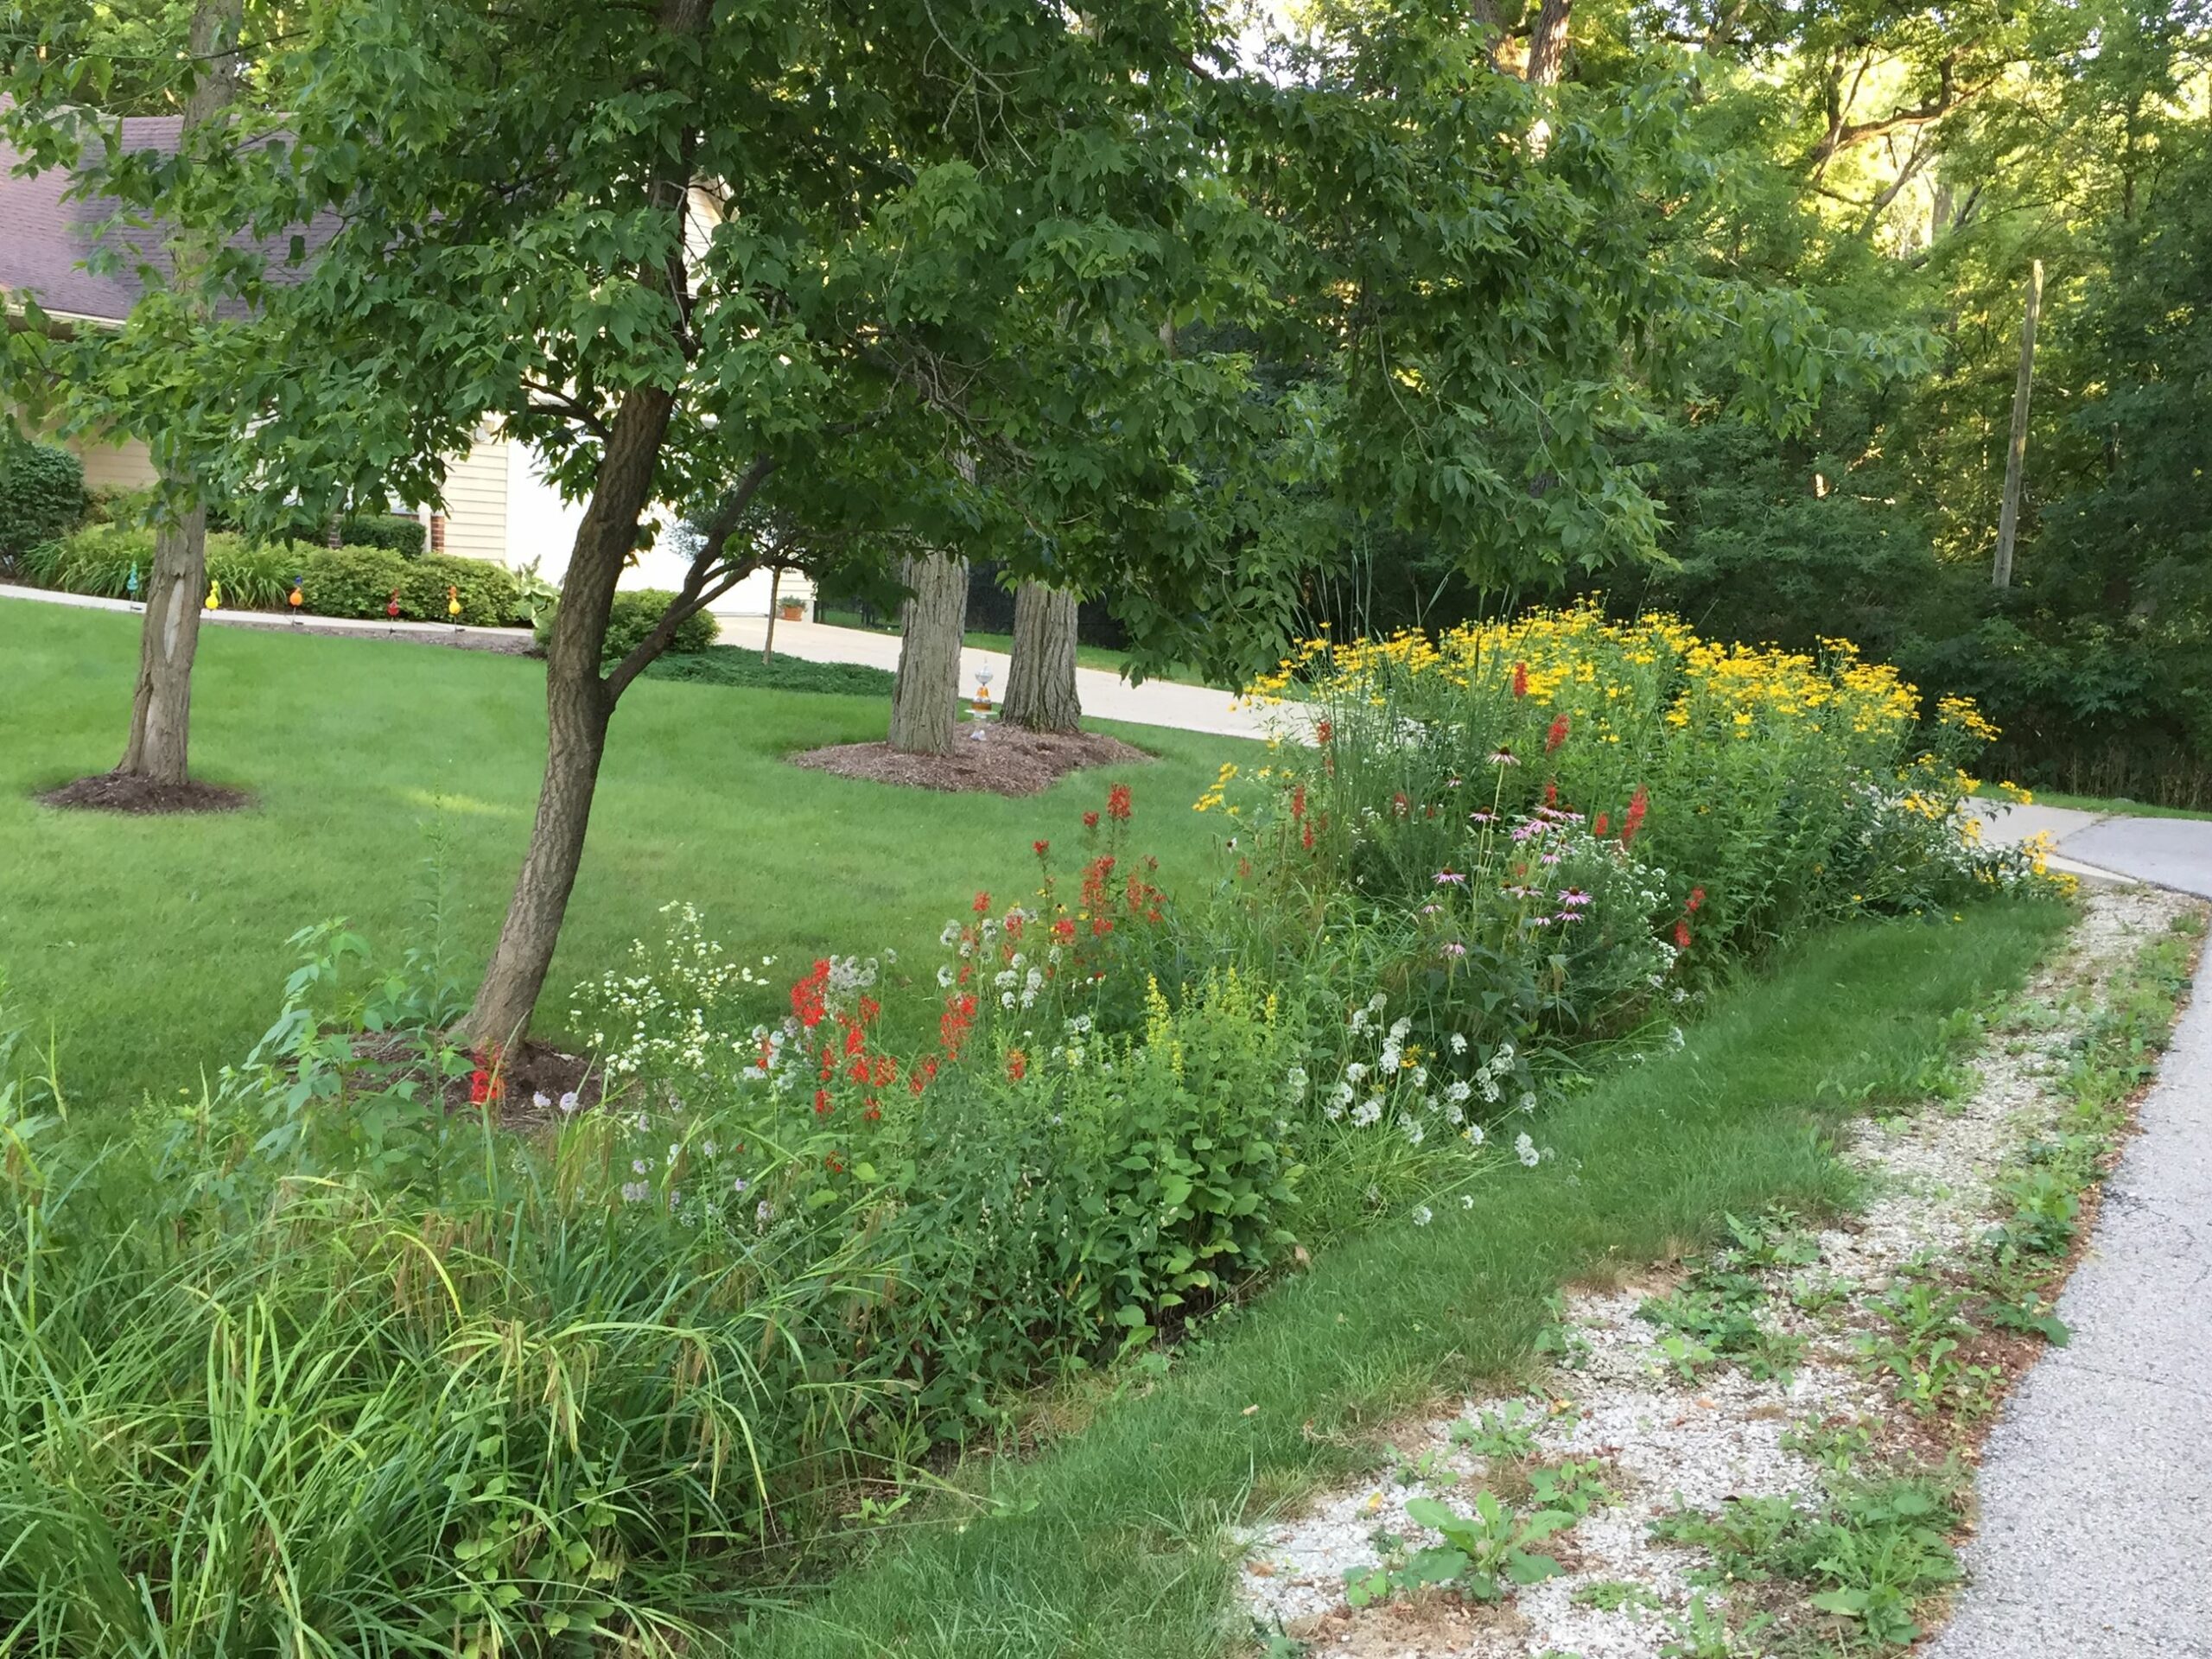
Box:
[0,117,810,620]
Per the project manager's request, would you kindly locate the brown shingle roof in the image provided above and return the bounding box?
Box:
[0,116,185,325]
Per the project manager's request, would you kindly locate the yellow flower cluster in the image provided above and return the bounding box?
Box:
[1247,601,1974,754]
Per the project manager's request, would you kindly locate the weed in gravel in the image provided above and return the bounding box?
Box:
[1573,1578,1666,1613]
[1652,1475,1961,1652]
[1344,1489,1574,1607]
[1662,1589,1772,1657]
[1448,1400,1544,1462]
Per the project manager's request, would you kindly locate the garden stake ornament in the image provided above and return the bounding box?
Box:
[203,578,221,611]
[386,588,402,619]
[124,563,139,602]
[448,584,461,628]
[289,578,305,624]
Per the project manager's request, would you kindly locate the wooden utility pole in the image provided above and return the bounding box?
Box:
[1993,259,2043,590]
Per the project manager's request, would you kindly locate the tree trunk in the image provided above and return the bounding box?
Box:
[459,386,674,1050]
[761,566,782,662]
[888,551,968,756]
[1992,259,2042,591]
[112,0,239,786]
[118,501,208,784]
[1001,582,1082,734]
[1525,0,1571,86]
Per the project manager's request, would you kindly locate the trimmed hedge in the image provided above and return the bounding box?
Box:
[0,441,87,558]
[336,513,428,556]
[27,526,526,627]
[533,588,719,662]
[298,547,523,627]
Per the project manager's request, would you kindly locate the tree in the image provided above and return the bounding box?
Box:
[28,0,1264,1046]
[888,551,969,756]
[3,0,244,790]
[1001,582,1083,734]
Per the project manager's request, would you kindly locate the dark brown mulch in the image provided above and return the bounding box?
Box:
[36,770,256,815]
[353,1032,612,1130]
[790,725,1151,797]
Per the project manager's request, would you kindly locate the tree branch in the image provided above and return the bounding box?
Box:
[601,453,778,699]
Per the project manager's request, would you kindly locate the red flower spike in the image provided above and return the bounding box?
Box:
[1052,918,1077,945]
[1622,785,1649,847]
[1543,779,1559,806]
[1006,1049,1028,1083]
[1107,782,1133,822]
[814,1089,832,1116]
[1674,919,1692,950]
[1083,810,1100,830]
[1315,717,1333,745]
[1546,713,1570,753]
[1688,886,1705,913]
[1511,661,1529,698]
[1033,839,1050,858]
[1593,811,1609,837]
[972,890,992,915]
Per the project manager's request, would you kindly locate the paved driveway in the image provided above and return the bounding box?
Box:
[1936,800,2212,1659]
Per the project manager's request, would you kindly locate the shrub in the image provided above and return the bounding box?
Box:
[299,546,522,626]
[338,512,428,556]
[0,440,86,559]
[295,543,410,618]
[534,588,720,662]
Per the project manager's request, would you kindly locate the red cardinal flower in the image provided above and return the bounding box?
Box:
[1511,661,1529,698]
[1315,717,1333,745]
[1543,779,1559,806]
[1006,1048,1028,1083]
[1033,839,1050,858]
[1546,713,1570,753]
[1622,785,1649,847]
[1083,810,1100,830]
[1592,811,1610,837]
[1106,782,1133,822]
[1052,917,1077,945]
[1674,918,1692,950]
[1291,783,1306,821]
[1688,886,1705,913]
[972,890,992,915]
[814,1088,832,1116]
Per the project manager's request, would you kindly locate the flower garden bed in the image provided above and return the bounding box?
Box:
[0,606,2074,1656]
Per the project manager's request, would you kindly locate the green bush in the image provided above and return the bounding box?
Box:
[0,440,86,557]
[297,546,522,626]
[295,544,409,618]
[337,512,428,556]
[534,588,719,662]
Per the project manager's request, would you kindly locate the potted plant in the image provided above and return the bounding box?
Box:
[779,594,804,621]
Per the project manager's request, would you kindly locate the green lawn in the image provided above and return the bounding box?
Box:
[739,896,2069,1657]
[0,601,1256,1111]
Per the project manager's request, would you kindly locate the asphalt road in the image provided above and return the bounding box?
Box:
[1933,804,2212,1658]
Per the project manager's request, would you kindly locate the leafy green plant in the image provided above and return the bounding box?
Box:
[1344,1490,1572,1607]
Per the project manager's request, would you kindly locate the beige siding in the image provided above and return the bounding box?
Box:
[438,436,509,564]
[67,434,159,493]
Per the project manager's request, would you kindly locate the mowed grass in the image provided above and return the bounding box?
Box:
[738,897,2069,1658]
[0,601,1257,1111]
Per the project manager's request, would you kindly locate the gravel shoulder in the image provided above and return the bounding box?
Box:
[1240,886,2196,1659]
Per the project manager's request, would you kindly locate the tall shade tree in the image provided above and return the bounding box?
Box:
[1001,582,1083,734]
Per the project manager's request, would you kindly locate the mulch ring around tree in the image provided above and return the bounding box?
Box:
[352,1032,612,1129]
[791,725,1152,796]
[35,770,256,815]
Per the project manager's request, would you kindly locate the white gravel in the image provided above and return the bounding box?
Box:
[1239,886,2188,1657]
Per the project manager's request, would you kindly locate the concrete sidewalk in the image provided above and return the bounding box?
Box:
[1,579,536,652]
[714,614,1291,741]
[1936,798,2212,1657]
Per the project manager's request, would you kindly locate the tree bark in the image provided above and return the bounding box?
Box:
[1525,0,1571,86]
[114,0,240,785]
[1001,582,1082,734]
[1992,259,2042,591]
[460,385,675,1050]
[118,504,208,783]
[888,551,968,755]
